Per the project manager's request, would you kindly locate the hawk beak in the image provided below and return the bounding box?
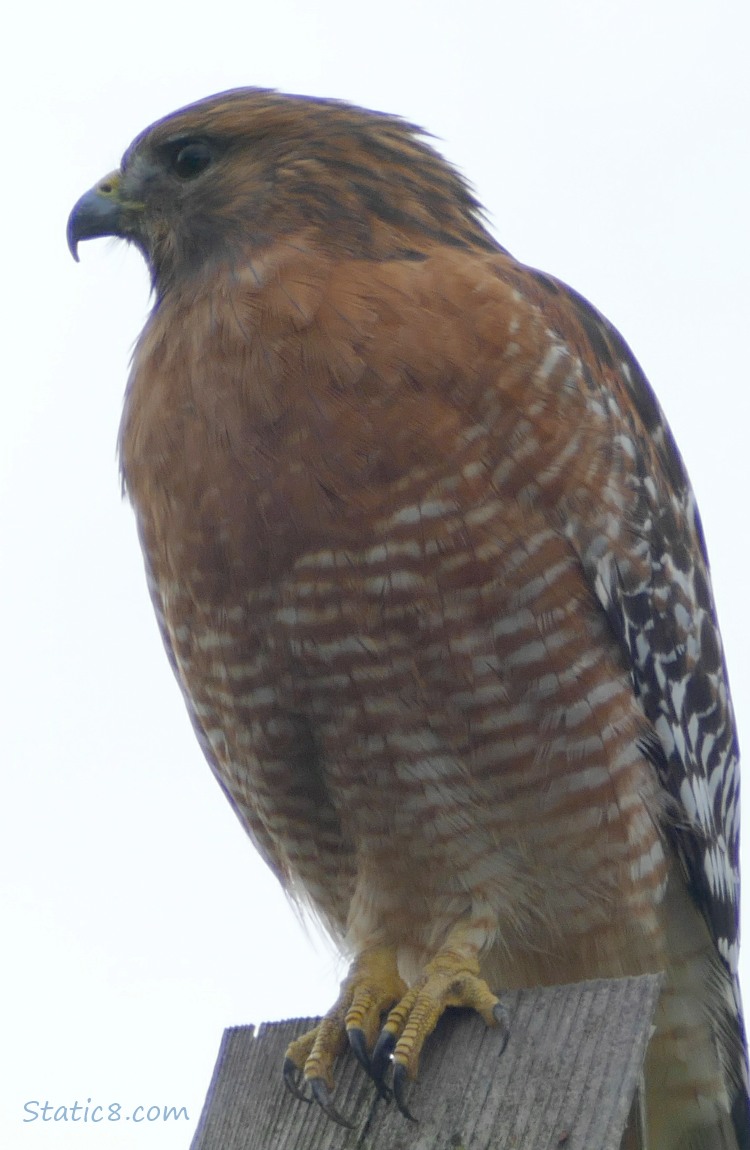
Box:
[67,171,125,262]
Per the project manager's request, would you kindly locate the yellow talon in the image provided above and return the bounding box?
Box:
[389,952,501,1080]
[374,924,505,1097]
[283,946,406,1103]
[284,930,506,1123]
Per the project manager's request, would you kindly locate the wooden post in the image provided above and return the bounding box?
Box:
[191,974,662,1150]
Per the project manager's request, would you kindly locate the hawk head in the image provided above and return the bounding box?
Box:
[67,87,497,292]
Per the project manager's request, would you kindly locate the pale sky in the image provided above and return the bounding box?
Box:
[3,2,749,1147]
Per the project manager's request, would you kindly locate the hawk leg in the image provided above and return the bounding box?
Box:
[371,929,508,1119]
[284,927,507,1123]
[283,945,406,1124]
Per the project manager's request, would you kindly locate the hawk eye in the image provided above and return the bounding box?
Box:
[171,141,213,179]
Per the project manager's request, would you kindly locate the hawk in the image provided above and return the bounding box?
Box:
[68,89,747,1148]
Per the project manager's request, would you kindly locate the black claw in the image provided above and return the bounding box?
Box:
[348,1027,391,1098]
[392,1063,418,1122]
[282,1057,311,1102]
[347,1027,372,1073]
[310,1077,355,1127]
[493,1001,510,1054]
[371,1029,396,1083]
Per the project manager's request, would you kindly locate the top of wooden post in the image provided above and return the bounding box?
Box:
[191,974,662,1150]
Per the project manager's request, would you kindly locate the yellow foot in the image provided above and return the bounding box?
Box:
[283,933,508,1124]
[283,946,406,1125]
[370,945,508,1120]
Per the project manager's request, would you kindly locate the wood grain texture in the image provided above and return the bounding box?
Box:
[191,975,662,1150]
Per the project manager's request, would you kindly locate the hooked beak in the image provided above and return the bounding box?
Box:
[67,171,126,261]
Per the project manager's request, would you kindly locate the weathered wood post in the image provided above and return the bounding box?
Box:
[191,974,662,1150]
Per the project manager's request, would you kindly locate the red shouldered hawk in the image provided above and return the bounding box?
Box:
[68,89,747,1148]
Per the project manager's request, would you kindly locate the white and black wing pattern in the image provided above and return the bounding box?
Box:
[583,293,739,966]
[527,271,748,1139]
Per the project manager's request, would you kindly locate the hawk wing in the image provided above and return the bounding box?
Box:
[552,277,739,965]
[510,267,748,1142]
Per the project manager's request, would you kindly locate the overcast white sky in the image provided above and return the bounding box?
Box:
[2,1,749,1146]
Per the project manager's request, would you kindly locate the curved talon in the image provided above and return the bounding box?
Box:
[493,1001,510,1053]
[347,1026,372,1074]
[282,1057,311,1102]
[392,1063,418,1122]
[310,1077,355,1128]
[371,1028,396,1083]
[348,1027,391,1098]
